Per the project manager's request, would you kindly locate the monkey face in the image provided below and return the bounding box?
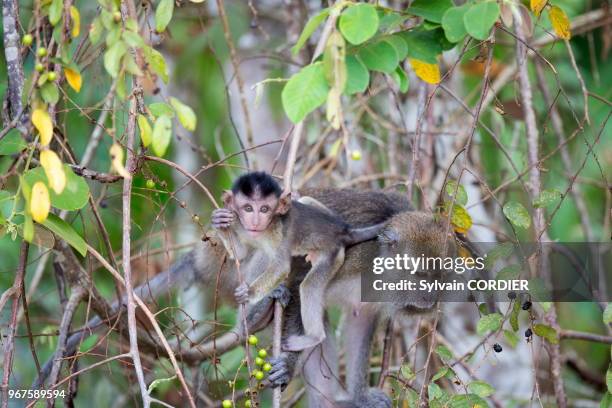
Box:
[228,191,284,237]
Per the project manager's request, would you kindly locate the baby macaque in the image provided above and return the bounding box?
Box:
[211,172,387,351]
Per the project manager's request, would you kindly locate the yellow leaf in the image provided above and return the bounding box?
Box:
[530,0,547,16]
[110,143,131,179]
[64,68,82,92]
[30,182,51,223]
[32,108,53,146]
[40,149,66,194]
[409,59,441,84]
[326,88,342,130]
[70,6,80,37]
[549,6,571,40]
[449,204,472,234]
[137,114,152,147]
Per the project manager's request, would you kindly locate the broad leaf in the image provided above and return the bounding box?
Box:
[104,41,127,77]
[344,55,369,95]
[170,97,197,131]
[533,323,558,344]
[358,41,398,73]
[504,329,519,348]
[0,130,27,155]
[533,189,561,208]
[282,62,329,123]
[49,0,63,26]
[503,201,531,229]
[143,46,169,83]
[467,381,494,398]
[23,165,90,211]
[407,0,454,23]
[292,8,330,55]
[155,0,174,32]
[476,312,503,336]
[549,6,571,40]
[464,1,500,41]
[42,213,87,256]
[152,115,173,157]
[149,102,175,118]
[339,3,379,45]
[442,4,470,43]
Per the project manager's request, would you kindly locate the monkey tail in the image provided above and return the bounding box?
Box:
[344,222,388,246]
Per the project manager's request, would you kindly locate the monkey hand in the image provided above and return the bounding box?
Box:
[267,353,298,390]
[234,282,250,304]
[269,283,291,308]
[211,208,235,229]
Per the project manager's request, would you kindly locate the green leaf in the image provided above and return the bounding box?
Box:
[604,303,612,325]
[533,323,558,344]
[435,344,453,361]
[49,0,63,26]
[533,189,561,208]
[103,41,127,77]
[442,4,470,43]
[449,394,489,408]
[379,12,407,32]
[79,334,99,352]
[122,30,145,48]
[485,242,514,268]
[467,380,494,397]
[169,97,197,132]
[148,375,177,394]
[400,363,416,380]
[41,213,87,256]
[89,17,103,44]
[431,366,449,381]
[149,102,175,118]
[399,29,441,64]
[385,35,409,60]
[23,165,89,211]
[445,180,468,206]
[339,3,379,45]
[503,201,531,229]
[282,62,329,123]
[510,298,520,331]
[23,214,34,243]
[601,392,612,408]
[464,1,500,41]
[503,329,519,348]
[476,312,503,336]
[358,41,398,73]
[143,46,169,83]
[155,0,174,32]
[292,8,330,55]
[138,115,153,147]
[391,66,409,93]
[152,115,173,157]
[607,364,612,393]
[344,55,369,95]
[40,82,60,105]
[497,264,521,280]
[407,0,454,23]
[0,130,27,155]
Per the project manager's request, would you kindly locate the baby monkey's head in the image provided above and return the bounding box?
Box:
[223,172,290,237]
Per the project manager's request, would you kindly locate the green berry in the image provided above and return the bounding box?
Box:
[146,179,155,189]
[244,401,252,408]
[37,47,47,57]
[35,63,44,72]
[254,370,264,381]
[263,362,272,372]
[192,214,200,222]
[254,357,264,366]
[113,11,122,22]
[47,72,57,81]
[222,400,233,408]
[22,34,33,46]
[351,150,362,161]
[257,349,267,358]
[247,335,258,346]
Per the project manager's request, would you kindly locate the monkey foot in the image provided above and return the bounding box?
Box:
[283,335,323,351]
[267,355,292,390]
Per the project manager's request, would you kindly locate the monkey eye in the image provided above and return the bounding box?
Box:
[244,205,253,212]
[260,205,270,213]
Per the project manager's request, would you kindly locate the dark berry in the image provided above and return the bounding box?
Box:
[525,328,533,338]
[493,343,502,353]
[507,291,517,300]
[522,301,532,310]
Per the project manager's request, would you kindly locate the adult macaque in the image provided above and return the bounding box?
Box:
[267,192,457,408]
[211,172,388,351]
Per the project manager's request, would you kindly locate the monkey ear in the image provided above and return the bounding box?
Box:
[378,228,399,245]
[222,190,234,207]
[276,192,292,215]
